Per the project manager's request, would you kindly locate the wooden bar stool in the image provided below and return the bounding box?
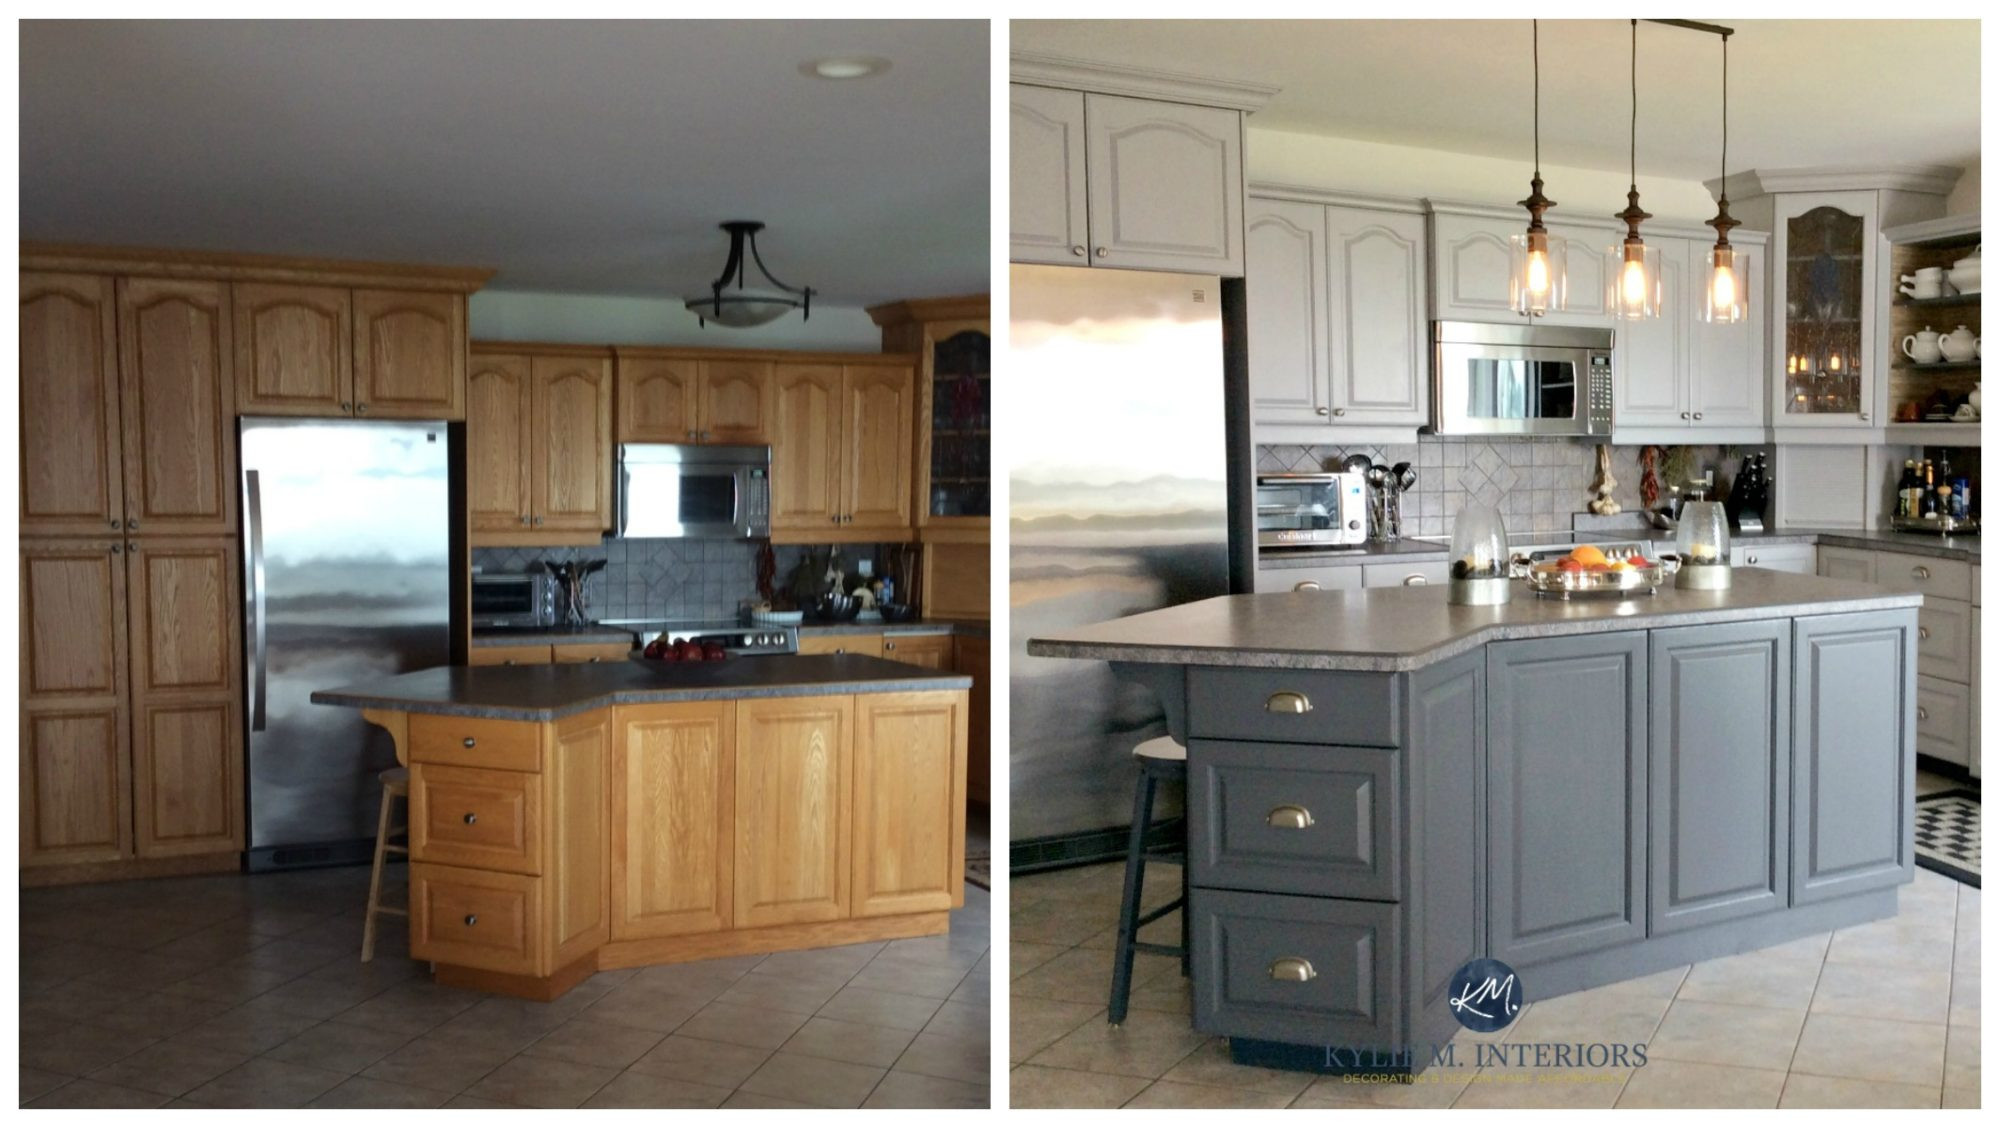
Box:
[1108,736,1189,1026]
[361,766,409,962]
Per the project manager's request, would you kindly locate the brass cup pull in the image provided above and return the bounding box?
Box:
[1294,581,1322,592]
[1403,574,1428,586]
[1913,566,1932,580]
[463,813,477,825]
[1266,805,1315,830]
[462,737,477,749]
[463,914,478,926]
[1264,691,1313,715]
[1918,706,1931,721]
[1919,626,1932,640]
[1268,957,1317,982]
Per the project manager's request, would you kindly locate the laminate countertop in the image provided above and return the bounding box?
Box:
[1026,569,1920,673]
[312,654,972,721]
[1258,526,1979,569]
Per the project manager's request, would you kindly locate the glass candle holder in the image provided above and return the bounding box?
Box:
[1448,502,1512,605]
[1676,500,1732,589]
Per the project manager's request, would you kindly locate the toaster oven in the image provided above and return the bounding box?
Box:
[1256,472,1369,547]
[470,571,555,629]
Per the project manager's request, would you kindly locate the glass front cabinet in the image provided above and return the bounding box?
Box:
[867,296,991,530]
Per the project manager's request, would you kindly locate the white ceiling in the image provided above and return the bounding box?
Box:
[20,20,990,304]
[1014,19,1980,183]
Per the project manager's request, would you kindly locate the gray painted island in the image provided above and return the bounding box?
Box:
[1026,570,1921,1073]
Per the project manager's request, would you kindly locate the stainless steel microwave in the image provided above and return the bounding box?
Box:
[1431,321,1614,437]
[470,571,555,628]
[1256,472,1369,548]
[617,443,771,540]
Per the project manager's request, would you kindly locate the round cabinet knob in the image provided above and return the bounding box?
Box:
[1332,408,1346,417]
[701,431,711,441]
[341,402,352,413]
[110,543,121,555]
[1681,412,1692,420]
[1404,574,1429,586]
[462,737,477,748]
[588,656,602,663]
[462,812,478,825]
[1071,245,1086,257]
[1747,555,1759,565]
[356,403,369,415]
[687,430,698,440]
[1316,407,1331,416]
[1692,412,1704,420]
[109,519,120,529]
[1268,957,1317,982]
[126,518,139,530]
[1266,805,1315,830]
[1094,247,1108,258]
[1293,581,1322,592]
[885,642,896,651]
[463,914,478,927]
[1859,412,1870,422]
[1264,691,1313,715]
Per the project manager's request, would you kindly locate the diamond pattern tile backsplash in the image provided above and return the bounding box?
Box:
[472,540,909,623]
[1257,437,1760,539]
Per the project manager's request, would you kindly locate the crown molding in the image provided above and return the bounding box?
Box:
[1010,51,1279,113]
[1881,213,1981,247]
[18,241,495,291]
[1707,164,1964,200]
[1248,182,1426,215]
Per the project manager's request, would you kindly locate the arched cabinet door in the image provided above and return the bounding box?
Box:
[1084,93,1244,275]
[1431,215,1519,319]
[616,355,698,443]
[353,289,464,419]
[118,278,237,534]
[769,363,844,532]
[697,359,771,444]
[1326,206,1428,424]
[467,353,533,533]
[20,272,124,535]
[529,355,613,534]
[1009,84,1089,266]
[1246,200,1329,427]
[233,282,351,415]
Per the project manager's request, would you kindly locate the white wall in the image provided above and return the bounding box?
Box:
[468,290,885,351]
[1249,127,1722,225]
[1946,161,1981,216]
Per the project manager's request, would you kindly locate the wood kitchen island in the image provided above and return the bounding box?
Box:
[1028,570,1922,1074]
[313,655,970,1000]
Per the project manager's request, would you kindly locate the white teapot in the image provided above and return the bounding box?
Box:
[1939,325,1979,363]
[1946,245,1981,295]
[1902,326,1944,364]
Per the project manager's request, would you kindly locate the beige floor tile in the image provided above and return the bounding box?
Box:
[176,1006,325,1058]
[79,952,213,993]
[360,1030,519,1093]
[1825,919,1957,967]
[442,1094,524,1108]
[1125,1079,1293,1107]
[1159,1038,1314,1098]
[86,1040,251,1098]
[88,991,238,1041]
[1646,999,1807,1072]
[1613,1059,1784,1108]
[1025,1005,1207,1079]
[307,1076,454,1108]
[878,933,986,972]
[624,960,751,1001]
[1011,945,1177,1007]
[332,981,482,1039]
[159,964,300,1005]
[863,1069,988,1108]
[815,985,945,1032]
[1587,964,1689,999]
[1011,897,1125,947]
[463,1054,618,1108]
[920,999,991,1043]
[845,956,975,1000]
[894,1030,989,1085]
[1943,1088,1980,1108]
[260,1020,413,1074]
[576,983,710,1033]
[1010,1063,1151,1108]
[1777,1072,1942,1108]
[1010,996,1102,1062]
[19,1066,74,1103]
[184,1058,348,1108]
[18,1022,163,1076]
[1505,984,1670,1045]
[712,968,849,1015]
[522,1017,667,1070]
[1677,949,1824,1010]
[753,942,884,981]
[1949,966,1979,1027]
[778,1016,916,1068]
[1011,942,1070,980]
[26,1079,173,1108]
[1453,1065,1634,1108]
[1945,1022,1980,1091]
[721,1090,814,1108]
[673,1000,811,1049]
[580,1071,733,1108]
[1791,1013,1947,1086]
[241,974,396,1022]
[1810,962,1953,1024]
[625,1034,773,1088]
[736,1050,887,1108]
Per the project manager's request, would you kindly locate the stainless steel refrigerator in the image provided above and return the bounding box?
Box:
[241,417,452,870]
[1010,264,1246,853]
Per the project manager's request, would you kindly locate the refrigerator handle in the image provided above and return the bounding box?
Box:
[245,469,268,732]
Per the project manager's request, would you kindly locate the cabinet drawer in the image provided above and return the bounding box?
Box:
[1191,887,1400,1047]
[469,645,552,667]
[1254,563,1362,594]
[1188,667,1398,748]
[411,764,540,875]
[411,863,542,975]
[1190,740,1399,901]
[1732,544,1816,574]
[552,642,632,664]
[1360,561,1450,589]
[1916,676,1971,768]
[409,713,542,772]
[1917,597,1973,683]
[1872,553,1972,602]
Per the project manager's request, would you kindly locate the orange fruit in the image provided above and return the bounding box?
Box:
[1569,544,1607,566]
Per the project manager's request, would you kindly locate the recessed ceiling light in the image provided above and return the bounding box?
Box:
[801,56,890,80]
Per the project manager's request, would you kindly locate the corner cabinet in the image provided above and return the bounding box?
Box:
[1248,193,1428,436]
[1010,82,1249,276]
[468,346,613,546]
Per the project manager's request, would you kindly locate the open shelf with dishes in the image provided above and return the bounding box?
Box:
[1883,214,1980,442]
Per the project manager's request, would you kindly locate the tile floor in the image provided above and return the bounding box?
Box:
[20,863,990,1108]
[1011,856,1980,1109]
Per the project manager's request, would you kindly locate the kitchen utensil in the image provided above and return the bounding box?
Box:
[1903,327,1945,364]
[1393,462,1417,492]
[1340,453,1372,476]
[1939,325,1978,363]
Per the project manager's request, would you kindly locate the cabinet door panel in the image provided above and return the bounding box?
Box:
[1246,199,1330,426]
[1690,242,1766,427]
[1431,215,1518,320]
[770,363,844,531]
[843,365,914,531]
[1792,611,1914,904]
[1328,206,1428,423]
[21,272,124,534]
[1816,546,1874,583]
[852,692,965,917]
[617,355,699,443]
[1545,225,1613,324]
[1488,632,1646,967]
[529,355,613,534]
[547,711,610,969]
[1616,238,1692,427]
[467,353,533,533]
[734,696,851,928]
[353,289,463,419]
[1009,84,1089,265]
[1648,621,1789,935]
[118,278,236,534]
[612,703,734,939]
[21,706,130,865]
[21,543,126,703]
[698,360,771,444]
[232,282,351,415]
[134,698,242,857]
[881,634,952,669]
[1084,94,1244,275]
[126,538,238,697]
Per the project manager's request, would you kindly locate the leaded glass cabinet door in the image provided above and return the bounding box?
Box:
[1772,190,1879,427]
[924,325,990,525]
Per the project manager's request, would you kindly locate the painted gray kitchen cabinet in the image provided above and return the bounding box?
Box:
[1245,198,1329,425]
[1487,632,1647,968]
[1405,651,1483,1028]
[1082,94,1245,275]
[1008,84,1089,266]
[1647,621,1790,935]
[1192,887,1400,1047]
[1790,610,1915,905]
[1323,203,1428,426]
[1189,740,1400,901]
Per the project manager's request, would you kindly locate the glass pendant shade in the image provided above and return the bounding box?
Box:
[1700,243,1748,324]
[682,291,799,328]
[1510,230,1566,315]
[1606,239,1662,320]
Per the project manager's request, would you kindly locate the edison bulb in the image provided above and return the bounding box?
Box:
[1709,263,1738,311]
[1620,257,1650,307]
[1525,248,1551,298]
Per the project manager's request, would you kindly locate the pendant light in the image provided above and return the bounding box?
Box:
[1607,20,1660,320]
[1511,19,1565,316]
[684,221,815,328]
[1700,29,1747,323]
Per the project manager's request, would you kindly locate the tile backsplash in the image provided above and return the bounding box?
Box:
[472,540,910,623]
[1257,436,1759,539]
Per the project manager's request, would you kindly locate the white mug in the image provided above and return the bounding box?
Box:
[1900,277,1943,300]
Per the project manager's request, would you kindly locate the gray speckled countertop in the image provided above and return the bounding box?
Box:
[1259,525,1978,570]
[312,654,972,721]
[1027,570,1920,673]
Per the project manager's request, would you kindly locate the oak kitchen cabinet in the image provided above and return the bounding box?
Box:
[614,350,770,444]
[1010,82,1253,276]
[234,283,466,419]
[468,345,614,546]
[1247,192,1429,436]
[769,361,915,542]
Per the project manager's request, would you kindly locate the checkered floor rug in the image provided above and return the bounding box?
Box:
[1914,788,1980,888]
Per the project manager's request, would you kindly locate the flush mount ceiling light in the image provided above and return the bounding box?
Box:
[1511,19,1565,316]
[1699,26,1747,324]
[684,221,814,329]
[1607,19,1661,321]
[800,56,890,80]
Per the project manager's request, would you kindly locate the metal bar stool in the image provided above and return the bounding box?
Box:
[1108,736,1189,1026]
[361,766,409,962]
